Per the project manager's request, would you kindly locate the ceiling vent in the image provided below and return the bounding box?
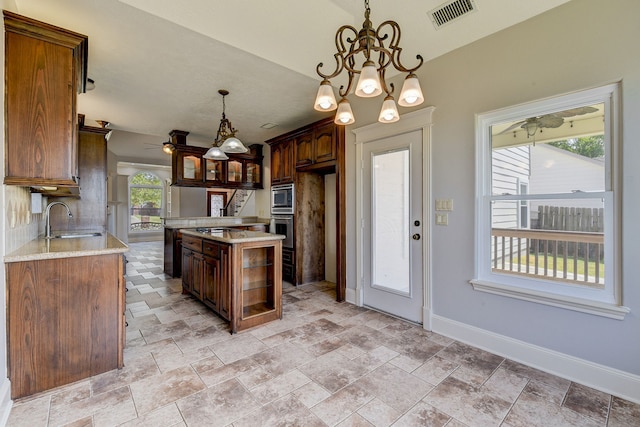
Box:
[428,0,477,29]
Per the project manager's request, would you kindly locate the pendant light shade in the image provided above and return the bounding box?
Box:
[334,98,355,125]
[219,136,248,153]
[203,146,229,160]
[314,79,338,111]
[355,61,383,98]
[398,74,424,107]
[378,95,400,123]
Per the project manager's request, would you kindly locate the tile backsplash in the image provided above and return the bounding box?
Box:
[4,185,40,254]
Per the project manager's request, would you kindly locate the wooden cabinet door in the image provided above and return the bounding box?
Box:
[203,254,221,313]
[295,130,314,168]
[314,121,337,164]
[5,32,78,186]
[191,252,204,298]
[280,139,295,184]
[174,151,204,186]
[182,248,194,293]
[270,139,294,185]
[7,255,121,399]
[270,143,282,184]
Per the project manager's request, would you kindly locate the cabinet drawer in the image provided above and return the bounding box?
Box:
[203,241,219,258]
[182,235,202,252]
[282,248,294,265]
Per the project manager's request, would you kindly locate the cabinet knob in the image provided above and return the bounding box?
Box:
[412,233,421,240]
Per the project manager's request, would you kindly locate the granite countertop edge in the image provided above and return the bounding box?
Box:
[4,233,129,263]
[180,228,285,244]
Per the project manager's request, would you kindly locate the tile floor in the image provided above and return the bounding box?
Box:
[7,241,640,426]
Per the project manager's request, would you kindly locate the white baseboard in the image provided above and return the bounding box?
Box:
[0,378,12,426]
[431,314,640,404]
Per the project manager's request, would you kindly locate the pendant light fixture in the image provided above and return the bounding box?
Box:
[204,89,248,160]
[313,0,425,125]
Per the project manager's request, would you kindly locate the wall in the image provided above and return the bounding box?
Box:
[1,0,25,422]
[344,0,640,401]
[179,187,207,217]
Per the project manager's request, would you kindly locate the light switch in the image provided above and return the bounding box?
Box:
[435,199,453,211]
[436,213,448,225]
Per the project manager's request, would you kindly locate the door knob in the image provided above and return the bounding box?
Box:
[412,233,421,240]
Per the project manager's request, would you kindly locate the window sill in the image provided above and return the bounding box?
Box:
[469,279,630,320]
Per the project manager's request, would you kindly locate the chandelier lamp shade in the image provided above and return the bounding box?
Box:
[204,89,248,160]
[313,0,425,125]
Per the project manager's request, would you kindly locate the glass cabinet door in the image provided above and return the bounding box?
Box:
[205,159,225,184]
[246,161,261,186]
[227,160,243,183]
[179,153,203,182]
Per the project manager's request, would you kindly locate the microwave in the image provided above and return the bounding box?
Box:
[271,184,294,215]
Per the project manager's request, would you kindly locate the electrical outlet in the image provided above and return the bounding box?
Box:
[436,213,448,225]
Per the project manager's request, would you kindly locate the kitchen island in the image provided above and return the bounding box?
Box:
[163,216,269,277]
[4,233,128,399]
[180,228,284,333]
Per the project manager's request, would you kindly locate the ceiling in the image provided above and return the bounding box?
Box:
[13,0,570,163]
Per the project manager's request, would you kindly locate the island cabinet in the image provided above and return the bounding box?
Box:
[6,250,126,399]
[232,240,282,333]
[180,229,283,333]
[3,11,88,188]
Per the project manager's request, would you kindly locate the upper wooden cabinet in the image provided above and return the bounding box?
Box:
[267,117,342,183]
[3,11,88,187]
[268,139,294,185]
[294,119,337,169]
[170,130,264,189]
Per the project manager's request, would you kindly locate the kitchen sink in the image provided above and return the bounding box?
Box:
[49,232,103,239]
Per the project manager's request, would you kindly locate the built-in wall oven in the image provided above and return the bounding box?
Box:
[271,183,294,215]
[272,215,294,249]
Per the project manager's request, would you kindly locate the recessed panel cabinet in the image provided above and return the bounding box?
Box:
[7,253,125,399]
[3,11,88,187]
[268,139,294,185]
[294,120,337,170]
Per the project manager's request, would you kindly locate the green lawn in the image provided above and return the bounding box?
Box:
[507,254,604,279]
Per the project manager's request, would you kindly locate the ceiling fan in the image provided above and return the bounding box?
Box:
[498,106,598,136]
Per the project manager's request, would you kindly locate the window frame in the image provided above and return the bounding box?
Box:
[472,83,628,320]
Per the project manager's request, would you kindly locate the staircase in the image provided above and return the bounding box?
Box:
[223,189,254,216]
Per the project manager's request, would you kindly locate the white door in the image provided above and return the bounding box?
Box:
[362,130,423,323]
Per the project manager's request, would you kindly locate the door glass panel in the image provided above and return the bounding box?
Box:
[372,148,410,294]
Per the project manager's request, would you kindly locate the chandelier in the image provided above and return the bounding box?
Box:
[314,0,425,125]
[203,89,248,160]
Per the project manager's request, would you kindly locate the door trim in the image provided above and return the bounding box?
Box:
[353,107,435,330]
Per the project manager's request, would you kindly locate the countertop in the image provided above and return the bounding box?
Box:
[163,216,270,230]
[181,228,285,244]
[165,222,268,230]
[4,233,128,263]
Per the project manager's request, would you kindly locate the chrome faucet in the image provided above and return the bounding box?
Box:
[45,202,73,238]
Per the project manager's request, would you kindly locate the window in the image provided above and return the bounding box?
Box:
[129,171,164,231]
[472,84,628,319]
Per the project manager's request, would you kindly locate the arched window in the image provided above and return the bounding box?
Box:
[129,171,163,231]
